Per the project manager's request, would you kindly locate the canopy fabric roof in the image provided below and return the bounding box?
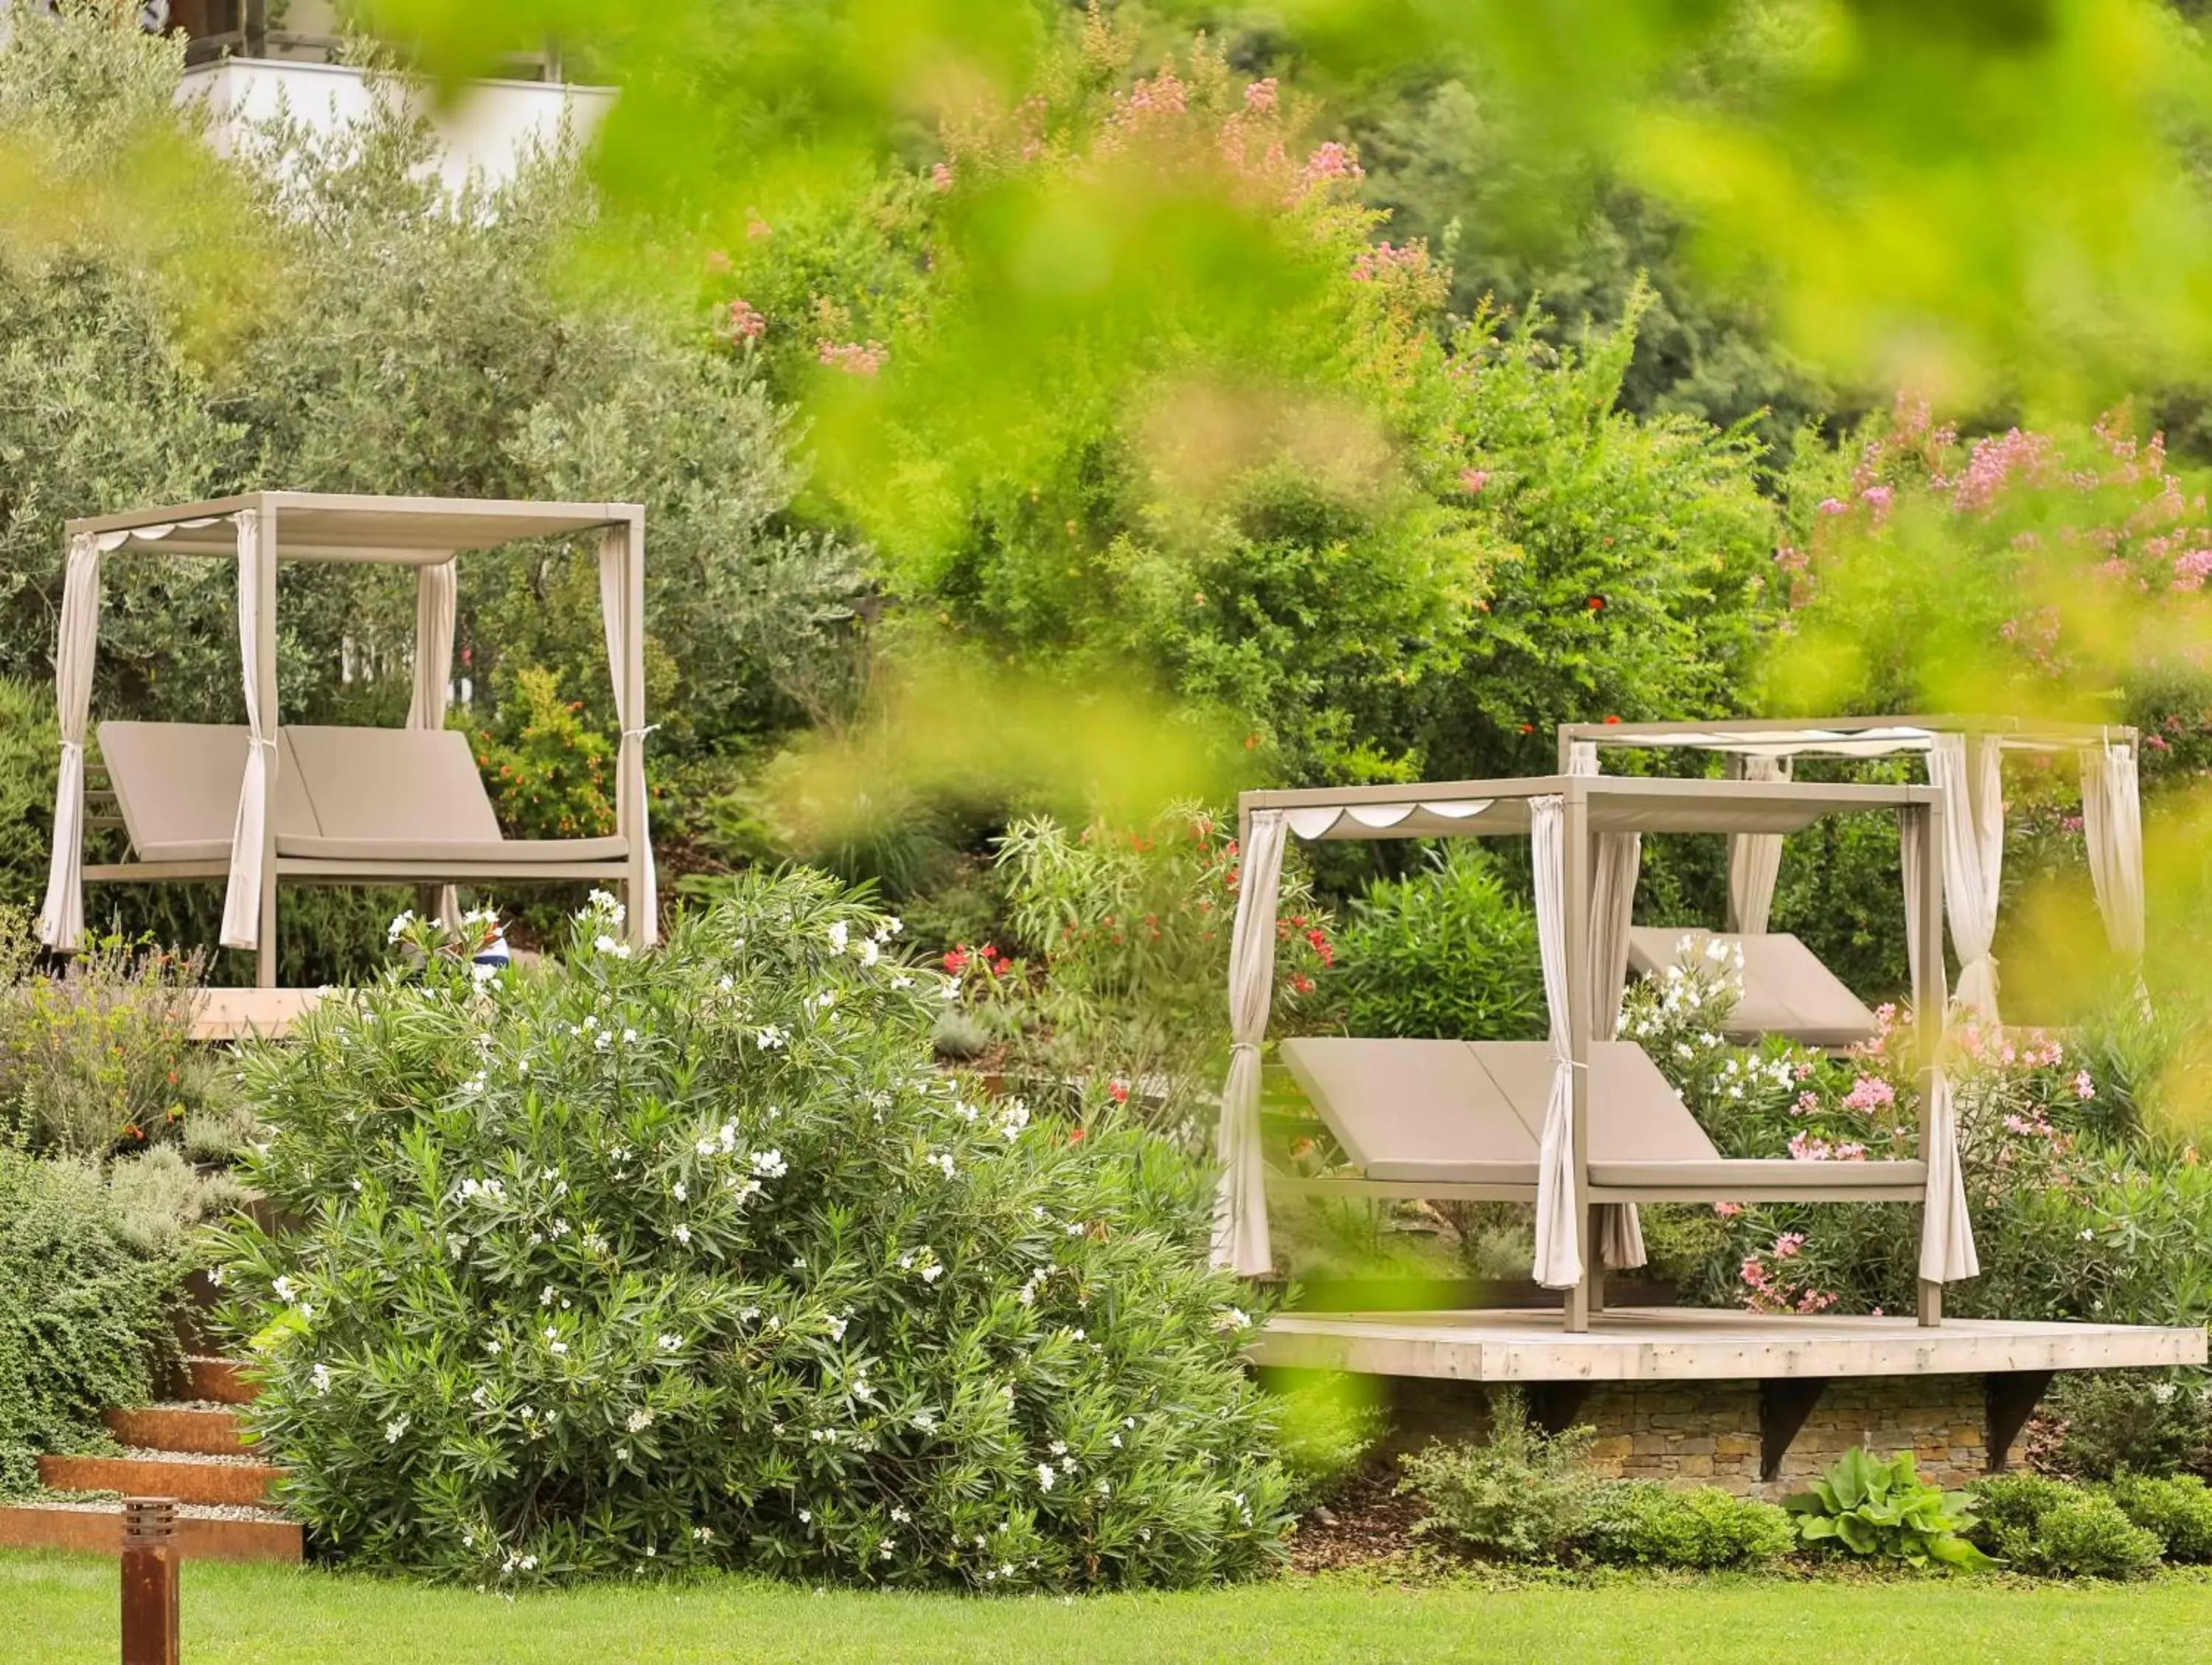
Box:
[69,493,638,563]
[1242,775,1938,841]
[1558,714,2138,762]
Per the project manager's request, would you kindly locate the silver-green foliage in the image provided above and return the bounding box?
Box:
[0,1147,184,1493]
[218,871,1290,1588]
[1396,1390,1610,1560]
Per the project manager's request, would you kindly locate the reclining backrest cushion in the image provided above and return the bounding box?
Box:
[1468,1040,1722,1163]
[283,725,502,845]
[1627,926,1878,1047]
[1279,1037,1538,1170]
[97,721,318,861]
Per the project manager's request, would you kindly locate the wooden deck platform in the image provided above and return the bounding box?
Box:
[187,987,333,1041]
[1252,1306,2207,1383]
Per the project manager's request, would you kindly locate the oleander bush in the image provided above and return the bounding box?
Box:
[1971,1473,2164,1579]
[2030,1372,2212,1481]
[218,872,1291,1590]
[1334,843,1544,1043]
[1586,1483,1797,1571]
[0,1146,187,1494]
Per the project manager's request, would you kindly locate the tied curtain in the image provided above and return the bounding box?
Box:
[218,510,271,949]
[1928,733,2004,1022]
[596,526,658,944]
[2079,741,2146,973]
[407,559,461,930]
[1528,796,1584,1287]
[35,532,102,953]
[1210,809,1290,1276]
[1566,742,1646,1270]
[1725,754,1791,934]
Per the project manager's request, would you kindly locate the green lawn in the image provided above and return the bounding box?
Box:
[9,1552,2212,1664]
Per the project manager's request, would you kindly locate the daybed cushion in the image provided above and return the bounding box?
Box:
[284,724,506,846]
[1279,1036,1718,1182]
[1279,1035,1921,1191]
[1627,928,1880,1049]
[97,722,317,862]
[275,834,627,863]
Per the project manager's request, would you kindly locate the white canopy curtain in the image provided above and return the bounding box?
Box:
[219,510,271,949]
[2080,741,2146,968]
[1919,1063,1980,1284]
[1528,796,1585,1289]
[597,526,658,944]
[407,559,462,931]
[35,532,102,953]
[1725,754,1791,934]
[1927,734,2004,1021]
[1567,743,1646,1269]
[1211,808,1291,1276]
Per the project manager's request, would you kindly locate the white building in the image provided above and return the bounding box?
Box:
[164,0,613,192]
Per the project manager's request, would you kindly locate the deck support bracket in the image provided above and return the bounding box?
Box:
[1523,1381,1598,1436]
[1760,1377,1829,1482]
[1984,1370,2056,1473]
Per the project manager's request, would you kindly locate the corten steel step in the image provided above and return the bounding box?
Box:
[181,1357,257,1406]
[37,1450,281,1509]
[0,1500,299,1563]
[104,1403,253,1457]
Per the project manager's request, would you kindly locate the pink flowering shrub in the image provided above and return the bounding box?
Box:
[217,874,1292,1589]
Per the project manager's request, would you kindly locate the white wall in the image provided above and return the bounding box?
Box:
[179,57,614,193]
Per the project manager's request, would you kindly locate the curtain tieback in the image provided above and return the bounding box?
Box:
[621,723,660,742]
[58,738,82,758]
[1229,1040,1261,1059]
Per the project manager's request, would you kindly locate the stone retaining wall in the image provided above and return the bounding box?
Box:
[1385,1374,1994,1495]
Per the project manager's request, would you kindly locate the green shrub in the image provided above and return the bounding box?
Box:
[2107,1472,2212,1563]
[0,911,230,1158]
[0,1148,186,1493]
[1265,1374,1386,1512]
[106,1145,254,1260]
[1335,844,1543,1041]
[2033,1372,2212,1481]
[468,666,617,844]
[1587,1481,1797,1570]
[0,678,57,911]
[218,872,1290,1590]
[1972,1473,2165,1578]
[1784,1447,1994,1572]
[1396,1390,1607,1560]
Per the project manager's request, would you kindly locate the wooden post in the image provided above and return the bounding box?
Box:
[120,1497,179,1665]
[1912,797,1945,1327]
[255,496,281,990]
[622,511,649,952]
[1562,781,1593,1333]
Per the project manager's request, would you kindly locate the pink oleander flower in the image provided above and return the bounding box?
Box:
[1244,77,1278,113]
[1835,1142,1867,1161]
[1860,484,1895,518]
[1773,1231,1807,1259]
[1302,141,1362,186]
[1817,497,1848,515]
[1458,467,1489,495]
[713,299,767,343]
[929,162,954,192]
[1713,1200,1742,1217]
[818,339,889,375]
[1792,1091,1821,1116]
[1789,1131,1832,1161]
[2074,1069,2097,1101]
[1842,1076,1896,1112]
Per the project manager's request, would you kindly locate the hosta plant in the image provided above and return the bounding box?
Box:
[1784,1447,1995,1571]
[216,872,1290,1589]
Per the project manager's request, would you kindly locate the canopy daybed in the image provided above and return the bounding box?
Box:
[1557,715,2146,1034]
[35,493,658,987]
[1212,772,1972,1333]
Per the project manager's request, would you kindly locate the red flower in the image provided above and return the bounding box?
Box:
[1108,1082,1130,1104]
[1517,723,1534,734]
[943,948,970,975]
[1603,715,1621,725]
[1586,595,1606,611]
[1069,1126,1087,1144]
[1291,973,1316,995]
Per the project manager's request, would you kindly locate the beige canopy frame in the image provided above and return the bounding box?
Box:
[35,493,656,985]
[1214,773,1969,1334]
[1559,715,2147,1025]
